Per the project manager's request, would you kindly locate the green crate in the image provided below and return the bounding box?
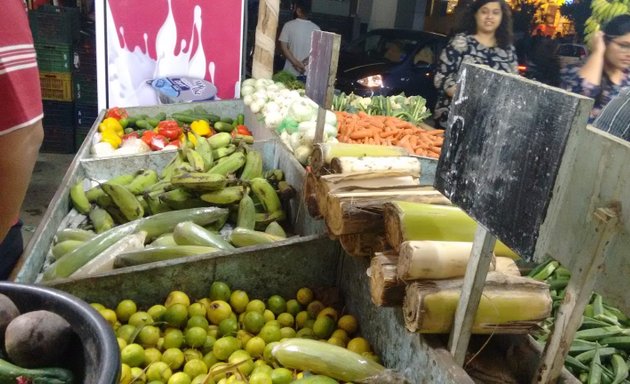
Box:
[73,74,97,105]
[35,43,73,72]
[28,5,80,45]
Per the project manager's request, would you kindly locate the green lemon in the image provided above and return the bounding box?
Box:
[276,313,294,328]
[266,295,286,316]
[306,301,325,318]
[147,304,167,322]
[188,302,207,318]
[184,349,203,362]
[202,335,217,354]
[121,343,145,367]
[162,347,185,370]
[131,367,147,383]
[249,371,273,384]
[229,290,249,314]
[164,303,189,328]
[262,342,279,364]
[313,316,336,339]
[146,361,173,382]
[263,310,275,322]
[213,336,240,361]
[218,317,238,337]
[185,326,208,348]
[165,290,191,308]
[207,300,233,325]
[296,328,316,339]
[228,349,254,376]
[116,299,138,323]
[138,325,161,347]
[128,311,154,327]
[183,359,208,378]
[202,351,219,368]
[209,281,232,301]
[187,315,209,330]
[236,329,253,346]
[245,336,266,357]
[162,328,185,350]
[120,364,132,384]
[270,367,293,384]
[144,347,162,366]
[116,324,137,343]
[167,371,191,384]
[279,327,296,339]
[242,311,265,334]
[258,324,281,344]
[295,311,311,329]
[245,299,266,314]
[285,299,301,317]
[296,287,314,306]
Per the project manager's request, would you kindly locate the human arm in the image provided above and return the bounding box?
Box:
[578,31,606,86]
[279,40,306,74]
[434,34,468,98]
[0,121,44,241]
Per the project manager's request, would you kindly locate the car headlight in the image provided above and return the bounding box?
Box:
[356,74,383,88]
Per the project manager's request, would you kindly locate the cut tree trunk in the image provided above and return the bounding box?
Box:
[339,232,388,258]
[304,171,321,218]
[369,252,405,307]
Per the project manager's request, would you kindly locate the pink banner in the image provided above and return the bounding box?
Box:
[104,0,243,107]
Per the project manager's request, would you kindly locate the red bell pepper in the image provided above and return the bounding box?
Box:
[167,139,181,148]
[235,124,252,136]
[105,107,128,120]
[156,120,182,141]
[122,131,139,141]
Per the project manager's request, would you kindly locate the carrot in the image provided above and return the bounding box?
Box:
[426,129,445,136]
[349,129,376,140]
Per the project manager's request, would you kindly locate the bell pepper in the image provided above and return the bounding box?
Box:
[235,124,252,136]
[168,139,181,148]
[141,130,169,151]
[99,117,124,137]
[101,130,122,148]
[105,107,128,120]
[190,120,212,136]
[156,120,182,141]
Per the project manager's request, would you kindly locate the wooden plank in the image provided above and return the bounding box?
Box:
[252,0,280,79]
[535,126,630,314]
[535,206,620,383]
[434,64,592,261]
[448,225,497,365]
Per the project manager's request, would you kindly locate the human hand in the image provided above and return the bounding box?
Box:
[591,31,606,55]
[292,60,306,74]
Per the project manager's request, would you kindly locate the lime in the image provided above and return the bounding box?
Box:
[184,349,203,362]
[183,359,208,378]
[116,299,138,323]
[295,311,311,329]
[198,298,213,314]
[117,337,127,351]
[252,364,273,379]
[218,317,238,337]
[187,315,209,330]
[121,343,145,367]
[337,314,358,335]
[242,311,265,334]
[249,371,273,384]
[253,359,270,369]
[162,328,185,350]
[129,311,154,328]
[185,326,208,348]
[138,325,161,347]
[164,303,189,328]
[245,336,266,357]
[162,347,186,370]
[327,337,346,347]
[131,367,147,383]
[120,363,132,384]
[262,342,279,364]
[146,361,173,382]
[263,310,275,322]
[188,302,207,318]
[209,281,232,301]
[116,324,137,343]
[270,367,293,384]
[99,308,118,326]
[296,328,316,339]
[236,329,253,346]
[207,300,233,325]
[347,337,371,354]
[306,301,325,318]
[144,347,162,366]
[207,325,220,339]
[91,302,106,312]
[229,290,249,314]
[213,336,240,361]
[279,327,296,339]
[167,371,192,384]
[202,351,219,368]
[266,295,286,316]
[317,307,338,322]
[165,290,191,308]
[331,329,349,343]
[202,335,217,354]
[285,299,301,317]
[228,349,254,376]
[303,319,315,330]
[313,316,336,339]
[208,362,228,381]
[191,374,212,384]
[258,324,281,344]
[246,299,266,314]
[147,304,167,322]
[276,313,294,328]
[264,320,280,328]
[296,287,314,306]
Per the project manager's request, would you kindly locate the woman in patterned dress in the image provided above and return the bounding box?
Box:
[433,0,518,129]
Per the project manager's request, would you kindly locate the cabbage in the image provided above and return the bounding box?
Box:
[288,99,317,122]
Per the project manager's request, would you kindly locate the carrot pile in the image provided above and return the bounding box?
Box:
[335,111,444,158]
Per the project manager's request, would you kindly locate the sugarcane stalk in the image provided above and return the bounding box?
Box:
[383,201,518,258]
[339,232,388,258]
[304,171,322,219]
[369,252,405,307]
[311,143,409,176]
[329,156,421,176]
[403,272,552,334]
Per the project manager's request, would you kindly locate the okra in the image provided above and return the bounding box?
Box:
[589,347,602,384]
[593,294,605,317]
[599,336,630,351]
[575,326,624,341]
[611,354,629,384]
[582,316,619,329]
[571,339,601,354]
[529,259,559,281]
[566,354,591,372]
[576,347,617,363]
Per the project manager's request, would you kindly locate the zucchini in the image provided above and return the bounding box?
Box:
[272,339,384,382]
[0,358,73,384]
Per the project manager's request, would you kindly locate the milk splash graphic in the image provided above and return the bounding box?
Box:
[106,0,217,107]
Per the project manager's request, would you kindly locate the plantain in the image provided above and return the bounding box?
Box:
[185,147,207,172]
[159,188,207,210]
[171,172,228,192]
[228,227,285,247]
[277,180,297,201]
[207,151,246,176]
[236,193,256,230]
[264,221,287,238]
[105,205,130,225]
[70,178,91,214]
[160,153,184,180]
[199,186,245,205]
[144,190,171,215]
[51,240,85,261]
[143,179,173,194]
[125,169,159,195]
[89,206,115,233]
[137,195,149,215]
[212,144,237,159]
[240,149,263,181]
[192,133,214,170]
[108,173,137,185]
[85,186,106,203]
[95,192,114,209]
[102,182,144,221]
[250,177,282,213]
[255,210,287,230]
[264,168,285,182]
[207,132,232,149]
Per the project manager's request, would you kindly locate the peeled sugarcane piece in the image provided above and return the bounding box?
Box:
[326,188,450,236]
[338,232,388,258]
[311,143,409,176]
[495,257,521,276]
[403,272,552,334]
[369,252,405,307]
[397,241,497,280]
[329,156,421,177]
[383,201,518,258]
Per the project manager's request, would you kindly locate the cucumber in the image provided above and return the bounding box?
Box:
[272,339,385,382]
[0,358,73,384]
[213,121,235,133]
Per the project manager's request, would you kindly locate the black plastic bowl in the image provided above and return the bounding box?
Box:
[0,281,120,384]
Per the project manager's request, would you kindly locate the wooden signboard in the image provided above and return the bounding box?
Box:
[434,64,592,261]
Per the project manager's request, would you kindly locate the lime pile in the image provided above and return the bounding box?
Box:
[92,283,378,384]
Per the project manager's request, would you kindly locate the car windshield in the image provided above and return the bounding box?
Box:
[347,33,422,63]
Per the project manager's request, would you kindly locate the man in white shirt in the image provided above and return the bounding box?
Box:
[278,0,320,76]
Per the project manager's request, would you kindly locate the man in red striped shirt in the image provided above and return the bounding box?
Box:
[0,0,44,279]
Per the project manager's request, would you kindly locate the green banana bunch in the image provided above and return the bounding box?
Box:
[228,227,285,247]
[255,210,287,231]
[89,206,115,233]
[144,190,172,215]
[200,186,245,205]
[185,147,207,172]
[108,173,137,185]
[207,132,232,149]
[212,144,237,160]
[192,133,214,170]
[250,177,282,213]
[161,154,184,180]
[70,178,91,214]
[240,149,264,181]
[159,188,207,210]
[586,0,629,45]
[208,151,246,176]
[170,172,228,192]
[126,169,159,194]
[101,182,144,221]
[236,193,256,230]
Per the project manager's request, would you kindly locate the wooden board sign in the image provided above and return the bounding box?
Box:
[305,30,340,109]
[434,64,592,261]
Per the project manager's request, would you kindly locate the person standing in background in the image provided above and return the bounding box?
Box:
[561,15,630,122]
[0,0,45,279]
[278,0,320,77]
[433,0,518,129]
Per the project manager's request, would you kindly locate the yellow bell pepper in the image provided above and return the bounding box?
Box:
[101,130,122,149]
[99,117,124,137]
[186,132,198,148]
[190,120,211,136]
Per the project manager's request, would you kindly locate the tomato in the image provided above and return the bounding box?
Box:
[235,124,252,136]
[105,107,128,120]
[156,120,182,141]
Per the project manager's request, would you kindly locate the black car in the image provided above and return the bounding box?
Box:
[335,29,447,108]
